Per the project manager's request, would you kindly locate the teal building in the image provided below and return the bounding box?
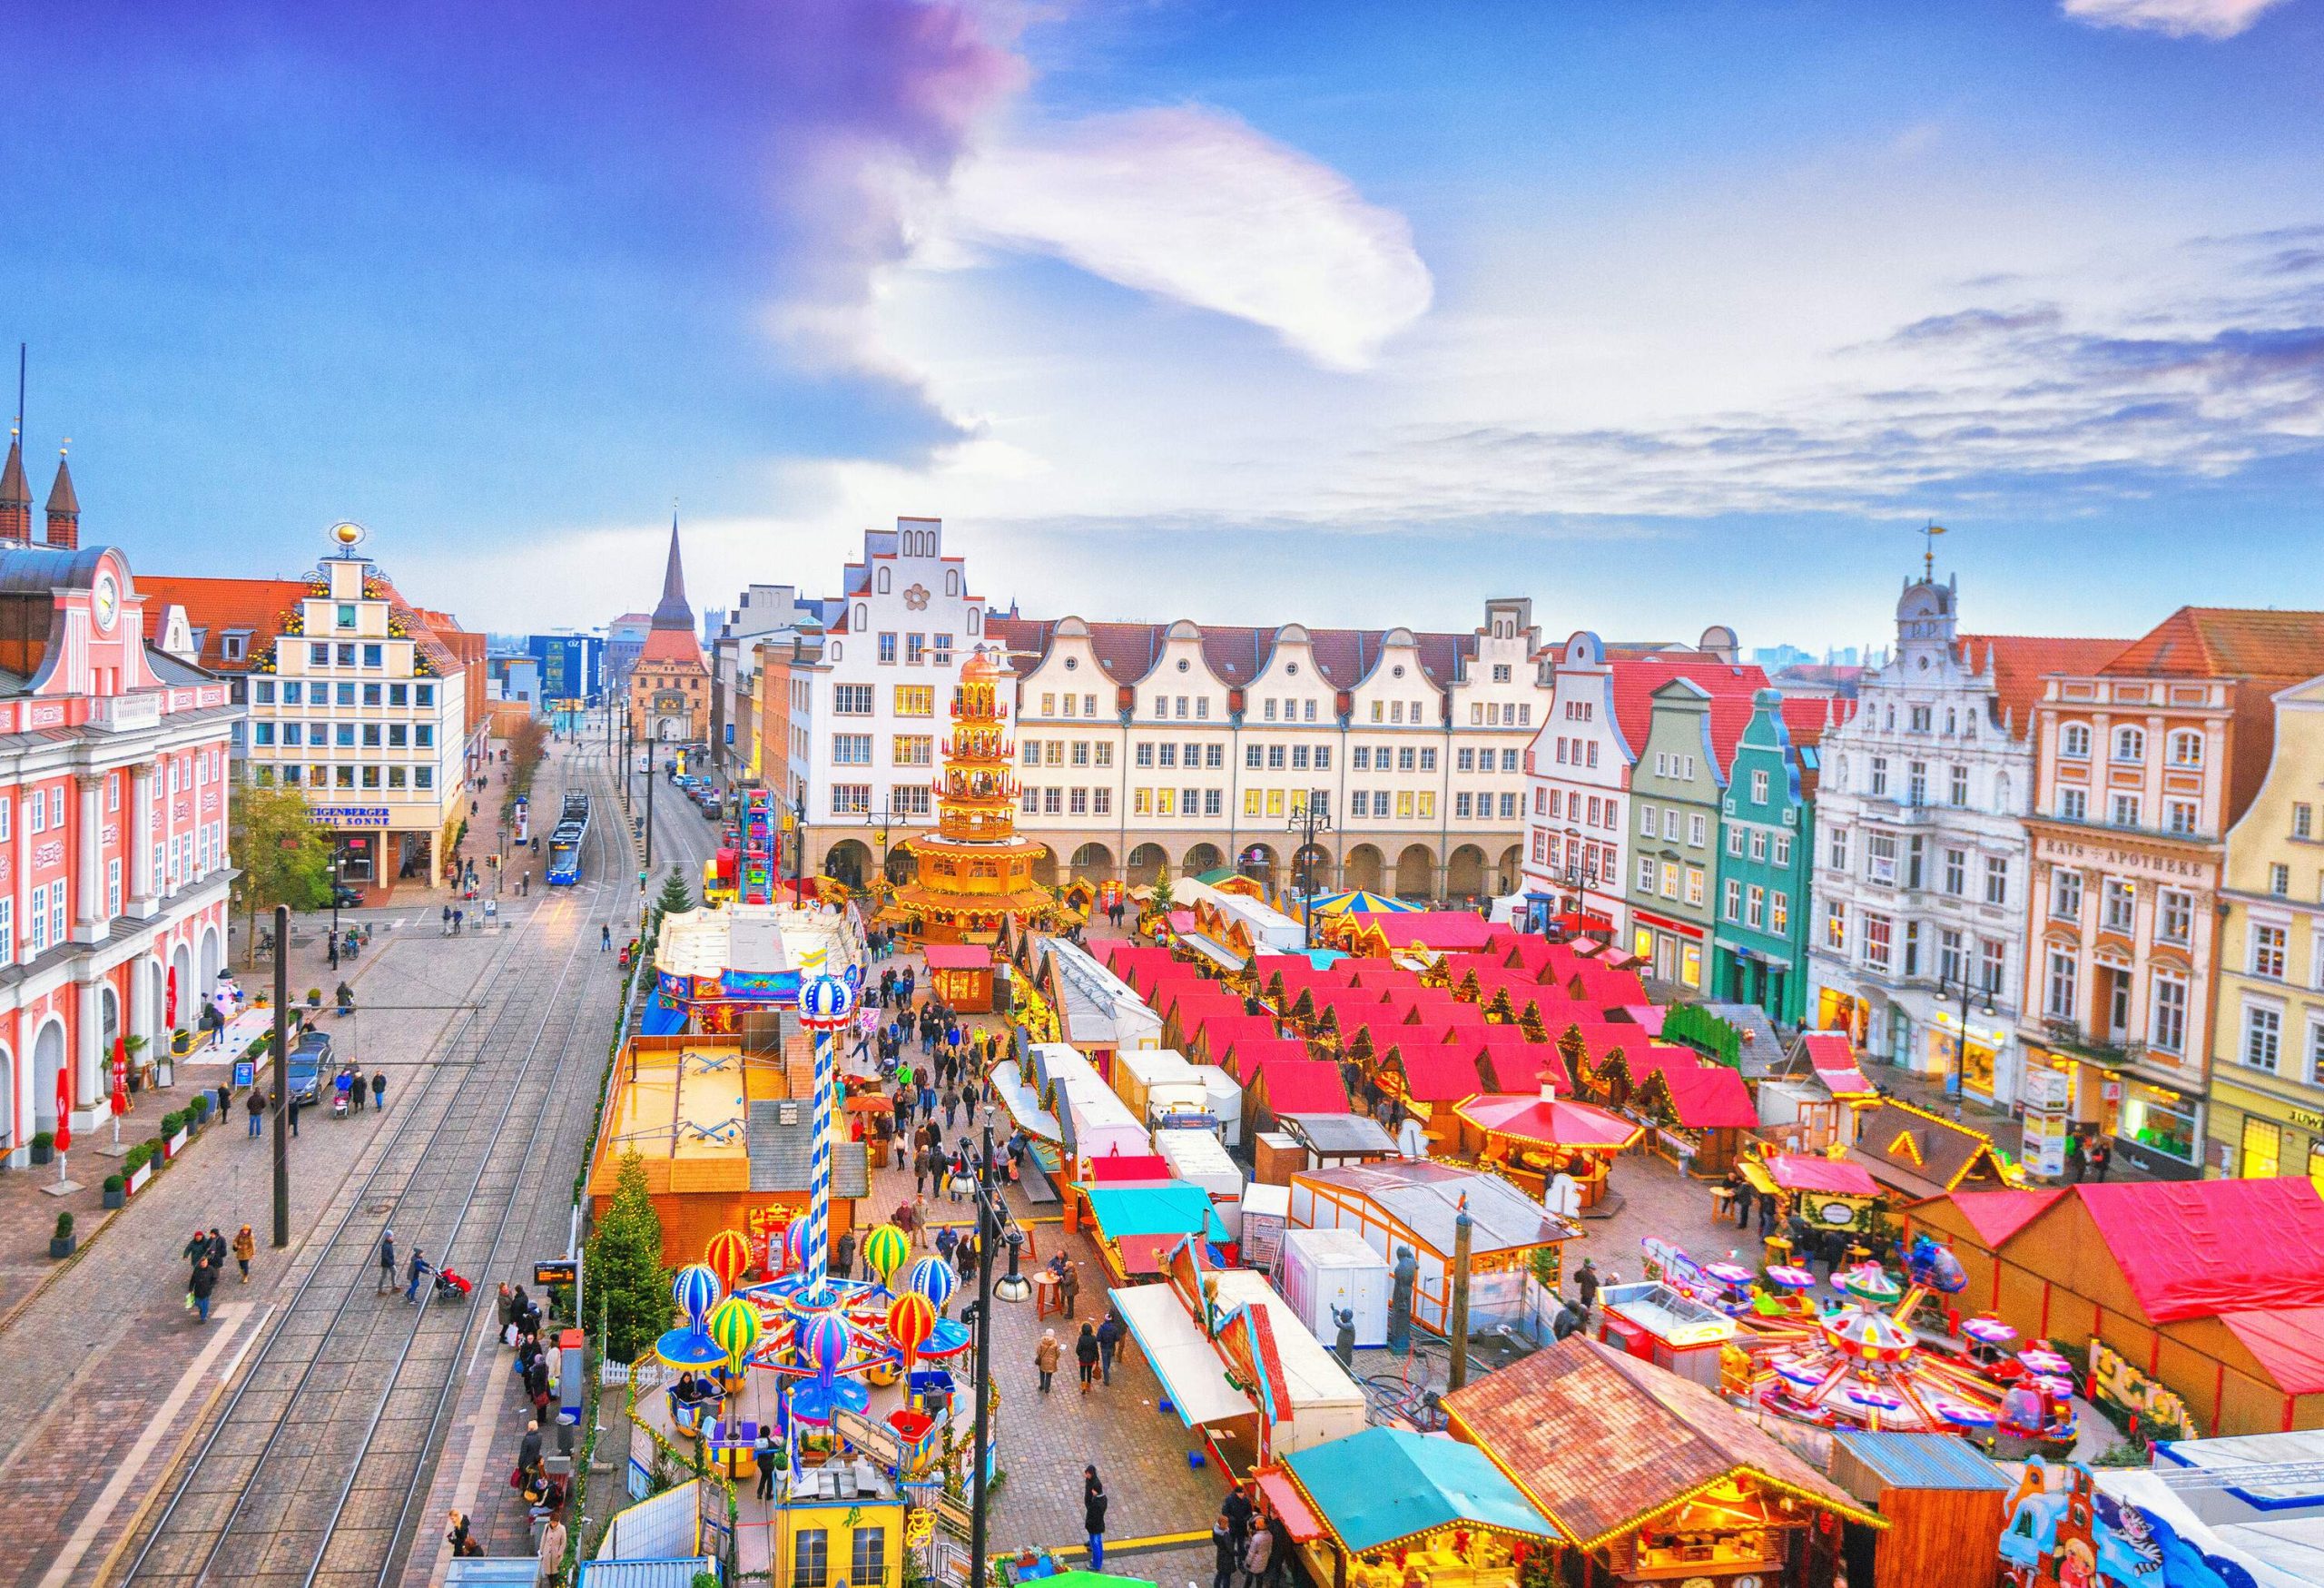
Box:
[1712,688,1824,1023]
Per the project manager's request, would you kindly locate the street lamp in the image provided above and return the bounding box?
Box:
[965,1123,1020,1585]
[1941,962,2000,1100]
[1288,792,1333,949]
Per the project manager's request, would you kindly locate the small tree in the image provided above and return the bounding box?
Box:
[586,1149,669,1363]
[655,864,694,918]
[506,717,550,801]
[230,784,334,965]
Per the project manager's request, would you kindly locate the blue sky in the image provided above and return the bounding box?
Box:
[3,0,2319,648]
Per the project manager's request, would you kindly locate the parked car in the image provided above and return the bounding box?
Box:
[330,882,364,910]
[287,1031,332,1104]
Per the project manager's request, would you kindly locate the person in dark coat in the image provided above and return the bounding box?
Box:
[1074,1324,1100,1394]
[1095,1311,1124,1385]
[1211,1514,1237,1588]
[189,1258,219,1324]
[378,1229,397,1294]
[1574,1258,1600,1315]
[1083,1466,1108,1570]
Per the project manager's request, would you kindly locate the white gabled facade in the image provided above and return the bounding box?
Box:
[1803,575,2099,1107]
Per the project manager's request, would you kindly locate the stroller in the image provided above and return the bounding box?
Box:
[433,1266,474,1301]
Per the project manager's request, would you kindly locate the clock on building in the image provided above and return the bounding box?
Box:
[91,571,119,633]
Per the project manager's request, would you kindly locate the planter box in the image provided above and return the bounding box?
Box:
[127,1162,153,1195]
[48,1236,74,1260]
[164,1129,189,1160]
[102,1187,124,1209]
[28,1144,51,1166]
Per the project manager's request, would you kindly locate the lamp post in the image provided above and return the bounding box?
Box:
[1288,792,1333,949]
[966,1122,1016,1586]
[1941,962,2000,1100]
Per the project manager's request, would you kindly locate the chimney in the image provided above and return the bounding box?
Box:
[44,452,77,549]
[0,438,28,541]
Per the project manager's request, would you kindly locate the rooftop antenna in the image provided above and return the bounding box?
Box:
[12,343,22,452]
[1922,520,1947,583]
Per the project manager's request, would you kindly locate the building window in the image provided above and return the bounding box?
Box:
[1865,833,1897,886]
[2103,880,2135,934]
[2060,723,2091,759]
[1770,892,1788,934]
[2057,787,2087,822]
[2109,793,2141,829]
[1906,761,1927,804]
[878,633,898,665]
[793,1529,830,1588]
[832,735,873,766]
[1748,829,1767,863]
[1772,833,1790,868]
[1636,855,1656,892]
[1750,770,1768,803]
[2253,923,2288,979]
[1825,902,1846,951]
[1941,847,1965,895]
[1745,884,1765,928]
[905,634,925,666]
[1949,764,1969,805]
[893,735,933,766]
[1688,813,1707,847]
[852,1527,887,1586]
[1868,757,1888,796]
[1862,914,1893,972]
[1827,827,1848,870]
[2156,888,2192,943]
[2050,870,2083,921]
[2150,975,2187,1054]
[2112,725,2146,763]
[2270,863,2291,897]
[2297,803,2315,840]
[2167,729,2203,767]
[895,686,933,716]
[2045,950,2078,1020]
[1984,855,2008,906]
[1978,937,2006,995]
[2244,1004,2282,1072]
[1727,825,1746,857]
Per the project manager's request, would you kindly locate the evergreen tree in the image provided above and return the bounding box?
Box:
[655,864,694,918]
[586,1149,669,1363]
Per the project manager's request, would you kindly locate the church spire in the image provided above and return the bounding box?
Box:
[650,510,693,632]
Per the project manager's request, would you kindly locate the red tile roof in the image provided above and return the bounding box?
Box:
[2097,607,2324,682]
[135,576,313,674]
[1777,695,1849,750]
[1955,635,2131,738]
[1605,656,1769,764]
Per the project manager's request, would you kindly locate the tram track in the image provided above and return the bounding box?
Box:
[116,754,630,1588]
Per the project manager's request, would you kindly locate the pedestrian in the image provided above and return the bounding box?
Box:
[601,924,611,952]
[406,1247,431,1303]
[942,1088,960,1129]
[519,1418,543,1471]
[1732,1179,1754,1230]
[832,1229,856,1280]
[754,1425,780,1500]
[2090,1136,2112,1182]
[379,1228,398,1294]
[935,1225,958,1269]
[233,1224,256,1282]
[1222,1481,1254,1554]
[372,1068,389,1110]
[536,1512,567,1588]
[1212,1514,1238,1588]
[447,1511,479,1558]
[1085,1466,1108,1570]
[1757,1191,1777,1238]
[1034,1328,1059,1393]
[1075,1323,1100,1394]
[247,1087,265,1137]
[190,1258,218,1324]
[183,1227,212,1274]
[1096,1309,1123,1386]
[288,1089,300,1136]
[1059,1257,1080,1318]
[216,1082,231,1120]
[2064,1129,2086,1184]
[1243,1517,1275,1588]
[1574,1257,1599,1317]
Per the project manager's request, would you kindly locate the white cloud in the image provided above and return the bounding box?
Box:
[938,105,1433,371]
[2060,0,2291,39]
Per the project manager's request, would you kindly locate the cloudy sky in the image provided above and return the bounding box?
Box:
[5,0,2319,650]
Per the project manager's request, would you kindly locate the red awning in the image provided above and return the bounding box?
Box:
[1764,1153,1879,1196]
[1088,1153,1173,1185]
[1257,1468,1324,1543]
[921,944,993,971]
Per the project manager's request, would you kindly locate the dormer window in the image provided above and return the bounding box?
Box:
[222,631,251,662]
[337,603,357,629]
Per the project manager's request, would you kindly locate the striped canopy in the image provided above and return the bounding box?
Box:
[1306,891,1419,917]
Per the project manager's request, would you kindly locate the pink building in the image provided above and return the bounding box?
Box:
[0,439,238,1154]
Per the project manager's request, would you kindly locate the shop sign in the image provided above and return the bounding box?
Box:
[2292,1107,2324,1132]
[2022,1110,2070,1179]
[2022,1067,2073,1112]
[308,806,392,827]
[534,1258,577,1287]
[722,970,795,1001]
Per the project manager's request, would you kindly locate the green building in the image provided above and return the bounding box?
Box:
[1712,688,1823,1023]
[1624,678,1727,991]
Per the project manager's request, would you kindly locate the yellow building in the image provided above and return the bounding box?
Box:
[2210,670,2324,1188]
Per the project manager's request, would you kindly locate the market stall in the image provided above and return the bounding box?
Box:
[1275,1426,1559,1588]
[1452,1090,1638,1209]
[921,943,995,1013]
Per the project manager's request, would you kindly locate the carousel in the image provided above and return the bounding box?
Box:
[890,649,1055,944]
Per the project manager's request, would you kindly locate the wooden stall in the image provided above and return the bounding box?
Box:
[1827,1429,2013,1588]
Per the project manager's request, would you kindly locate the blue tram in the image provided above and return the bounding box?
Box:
[547,793,590,885]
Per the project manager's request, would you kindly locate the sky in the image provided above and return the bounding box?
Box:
[3,0,2320,651]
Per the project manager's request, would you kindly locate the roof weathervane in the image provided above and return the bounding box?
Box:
[1921,520,1946,582]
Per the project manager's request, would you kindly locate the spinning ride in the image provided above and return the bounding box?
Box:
[1747,1240,2076,1445]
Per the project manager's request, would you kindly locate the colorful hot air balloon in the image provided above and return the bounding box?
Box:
[860,1223,910,1287]
[801,1309,852,1387]
[886,1291,935,1376]
[672,1263,721,1326]
[704,1228,752,1294]
[907,1256,957,1314]
[782,1219,809,1275]
[707,1294,763,1376]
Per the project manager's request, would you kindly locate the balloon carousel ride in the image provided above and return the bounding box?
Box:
[1742,1243,2076,1449]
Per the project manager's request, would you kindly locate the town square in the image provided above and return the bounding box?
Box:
[0,5,2319,1588]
